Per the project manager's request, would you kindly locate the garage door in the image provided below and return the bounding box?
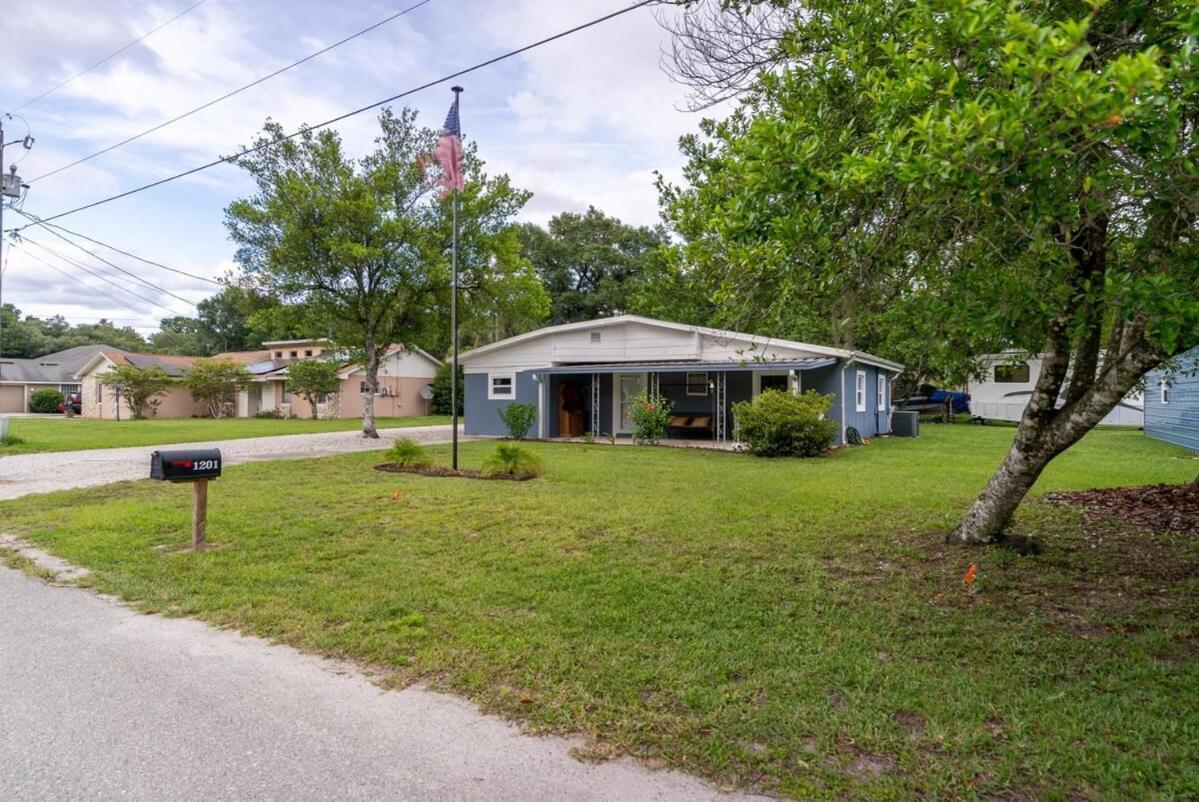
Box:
[0,385,26,413]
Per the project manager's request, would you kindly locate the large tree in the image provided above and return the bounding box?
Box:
[519,207,679,325]
[226,108,531,438]
[663,0,1199,543]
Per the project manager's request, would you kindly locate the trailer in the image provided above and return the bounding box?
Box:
[968,353,1143,427]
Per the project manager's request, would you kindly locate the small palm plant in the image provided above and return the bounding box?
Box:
[389,437,434,469]
[480,442,543,479]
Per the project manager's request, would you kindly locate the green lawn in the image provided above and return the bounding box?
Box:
[1,425,1196,800]
[0,415,450,454]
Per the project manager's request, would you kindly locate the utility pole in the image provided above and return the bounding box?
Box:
[0,118,33,433]
[450,85,463,470]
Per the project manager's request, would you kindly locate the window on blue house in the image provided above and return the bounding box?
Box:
[855,370,867,412]
[489,373,515,400]
[877,375,887,411]
[1160,380,1170,404]
[686,372,709,396]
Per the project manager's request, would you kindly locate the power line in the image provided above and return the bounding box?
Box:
[14,208,197,305]
[27,216,224,286]
[29,0,437,184]
[6,1,210,115]
[20,236,188,313]
[12,244,169,320]
[9,0,656,230]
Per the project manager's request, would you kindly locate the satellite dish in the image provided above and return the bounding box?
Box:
[419,384,435,401]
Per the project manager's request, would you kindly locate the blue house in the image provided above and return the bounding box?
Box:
[458,315,903,445]
[1145,347,1199,452]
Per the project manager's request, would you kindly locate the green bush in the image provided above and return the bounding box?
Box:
[732,389,838,457]
[28,389,65,414]
[431,362,463,415]
[629,391,673,445]
[388,437,434,469]
[0,434,25,447]
[481,442,543,479]
[498,402,537,439]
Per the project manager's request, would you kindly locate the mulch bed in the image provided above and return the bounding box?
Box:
[374,463,536,481]
[1043,482,1199,534]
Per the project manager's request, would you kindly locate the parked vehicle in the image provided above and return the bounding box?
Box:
[893,384,970,415]
[57,393,82,415]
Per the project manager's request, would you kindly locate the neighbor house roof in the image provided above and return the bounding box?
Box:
[74,350,197,379]
[0,344,126,384]
[336,343,442,379]
[457,315,904,372]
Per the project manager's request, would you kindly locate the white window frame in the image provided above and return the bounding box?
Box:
[1160,380,1169,405]
[855,370,867,412]
[685,372,709,397]
[488,372,516,400]
[877,373,887,412]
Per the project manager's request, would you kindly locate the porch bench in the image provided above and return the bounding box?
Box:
[667,414,713,437]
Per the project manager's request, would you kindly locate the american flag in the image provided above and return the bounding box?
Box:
[433,96,463,197]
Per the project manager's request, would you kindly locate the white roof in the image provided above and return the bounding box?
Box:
[457,315,903,372]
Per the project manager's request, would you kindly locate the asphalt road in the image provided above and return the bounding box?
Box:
[0,424,465,500]
[0,567,758,801]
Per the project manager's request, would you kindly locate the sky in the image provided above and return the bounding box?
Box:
[0,0,719,336]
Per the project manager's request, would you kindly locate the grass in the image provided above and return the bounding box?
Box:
[0,425,1196,799]
[0,414,451,455]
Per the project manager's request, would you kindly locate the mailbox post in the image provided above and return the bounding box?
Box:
[150,449,222,552]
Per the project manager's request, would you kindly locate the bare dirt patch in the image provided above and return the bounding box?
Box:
[1043,482,1199,534]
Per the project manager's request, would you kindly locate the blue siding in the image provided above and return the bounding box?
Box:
[837,364,893,440]
[802,364,843,445]
[464,371,542,437]
[1145,347,1199,452]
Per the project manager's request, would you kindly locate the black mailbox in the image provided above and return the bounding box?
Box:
[150,449,222,482]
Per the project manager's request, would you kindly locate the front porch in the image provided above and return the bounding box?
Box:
[535,359,840,444]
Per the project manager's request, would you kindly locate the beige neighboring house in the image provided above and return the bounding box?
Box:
[76,351,211,419]
[239,339,440,419]
[73,338,441,420]
[0,344,120,413]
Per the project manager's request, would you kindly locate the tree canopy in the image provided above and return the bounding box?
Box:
[225,107,534,437]
[662,0,1199,542]
[0,304,147,358]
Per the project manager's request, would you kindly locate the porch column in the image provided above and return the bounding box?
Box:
[537,374,547,439]
[590,373,601,437]
[714,371,727,444]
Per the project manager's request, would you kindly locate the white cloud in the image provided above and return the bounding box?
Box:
[1,0,726,340]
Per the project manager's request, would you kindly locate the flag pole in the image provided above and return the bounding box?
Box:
[450,85,463,471]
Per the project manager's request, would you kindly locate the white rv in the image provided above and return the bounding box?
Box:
[969,353,1144,427]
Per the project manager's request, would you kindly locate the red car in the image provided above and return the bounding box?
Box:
[57,393,82,415]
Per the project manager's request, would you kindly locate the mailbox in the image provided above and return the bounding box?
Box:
[150,449,222,482]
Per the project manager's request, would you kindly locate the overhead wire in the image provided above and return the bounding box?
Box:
[6,1,210,115]
[8,0,657,230]
[14,208,198,305]
[19,237,189,313]
[29,0,437,183]
[11,244,170,321]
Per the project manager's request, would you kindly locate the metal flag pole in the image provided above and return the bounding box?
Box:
[450,85,463,470]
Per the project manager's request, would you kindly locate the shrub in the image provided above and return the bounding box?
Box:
[0,434,25,447]
[28,388,65,414]
[430,362,463,415]
[388,437,434,469]
[498,402,537,439]
[629,391,673,445]
[481,442,543,479]
[732,389,838,457]
[253,409,283,419]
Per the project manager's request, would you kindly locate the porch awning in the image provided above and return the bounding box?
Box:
[534,358,837,375]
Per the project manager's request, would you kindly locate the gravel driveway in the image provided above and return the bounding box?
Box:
[0,424,464,501]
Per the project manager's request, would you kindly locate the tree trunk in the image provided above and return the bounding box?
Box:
[362,340,379,439]
[310,394,320,421]
[950,337,1164,544]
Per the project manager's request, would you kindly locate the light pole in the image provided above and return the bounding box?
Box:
[0,120,34,433]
